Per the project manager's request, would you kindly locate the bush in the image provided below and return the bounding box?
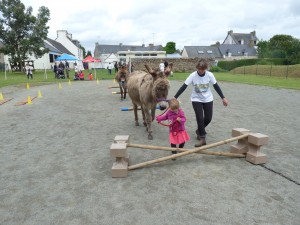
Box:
[209,66,227,72]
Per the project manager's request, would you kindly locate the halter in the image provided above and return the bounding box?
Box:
[156,98,170,103]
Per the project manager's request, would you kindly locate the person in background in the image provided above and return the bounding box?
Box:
[79,70,85,80]
[173,59,229,147]
[25,63,33,79]
[53,63,58,78]
[65,60,70,79]
[114,62,119,73]
[159,60,165,72]
[88,72,93,80]
[107,62,113,75]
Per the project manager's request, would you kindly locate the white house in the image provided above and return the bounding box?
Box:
[55,30,83,60]
[94,43,165,68]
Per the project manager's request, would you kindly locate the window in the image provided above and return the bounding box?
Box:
[143,54,149,56]
[119,54,126,56]
[150,54,157,56]
[198,51,204,54]
[207,50,213,54]
[135,53,142,56]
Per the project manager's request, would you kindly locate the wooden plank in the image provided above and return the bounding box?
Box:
[0,98,13,105]
[128,134,249,170]
[127,143,245,158]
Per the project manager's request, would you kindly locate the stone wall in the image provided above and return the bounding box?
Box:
[131,57,215,72]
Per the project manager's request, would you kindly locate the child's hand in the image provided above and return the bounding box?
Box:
[176,117,181,122]
[156,116,161,123]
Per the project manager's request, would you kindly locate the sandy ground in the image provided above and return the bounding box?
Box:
[0,79,300,225]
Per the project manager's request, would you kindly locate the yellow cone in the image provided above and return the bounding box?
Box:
[27,96,32,104]
[0,92,4,101]
[58,83,62,89]
[38,90,42,98]
[113,79,116,83]
[97,79,99,85]
[26,83,30,89]
[68,79,71,85]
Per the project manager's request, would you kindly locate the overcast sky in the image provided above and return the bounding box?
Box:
[21,0,300,54]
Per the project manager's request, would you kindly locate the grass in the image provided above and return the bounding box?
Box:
[1,68,300,90]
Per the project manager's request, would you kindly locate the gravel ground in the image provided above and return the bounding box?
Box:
[0,79,299,225]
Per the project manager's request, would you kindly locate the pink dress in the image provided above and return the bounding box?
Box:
[169,121,190,144]
[156,109,190,145]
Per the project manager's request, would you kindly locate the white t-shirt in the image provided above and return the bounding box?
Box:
[159,62,165,72]
[184,70,217,102]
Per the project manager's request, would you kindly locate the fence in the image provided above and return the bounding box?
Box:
[232,64,300,79]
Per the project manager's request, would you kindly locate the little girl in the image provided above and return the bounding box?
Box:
[156,99,190,158]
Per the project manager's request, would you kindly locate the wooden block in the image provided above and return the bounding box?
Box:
[123,153,130,166]
[110,143,127,157]
[246,151,267,164]
[232,128,250,137]
[112,158,128,178]
[114,135,130,143]
[230,142,248,154]
[248,133,269,146]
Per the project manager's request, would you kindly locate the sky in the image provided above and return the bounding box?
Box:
[20,0,300,54]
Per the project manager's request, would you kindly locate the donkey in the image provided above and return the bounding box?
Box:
[114,64,129,101]
[127,63,173,140]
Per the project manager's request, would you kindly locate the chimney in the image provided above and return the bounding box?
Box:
[57,30,67,38]
[67,33,72,39]
[119,43,123,46]
[228,30,233,35]
[149,43,154,47]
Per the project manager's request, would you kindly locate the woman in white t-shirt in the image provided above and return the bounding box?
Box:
[174,59,229,147]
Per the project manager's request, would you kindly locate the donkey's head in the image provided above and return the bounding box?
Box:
[145,64,171,110]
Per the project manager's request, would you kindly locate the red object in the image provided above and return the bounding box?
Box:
[82,55,101,63]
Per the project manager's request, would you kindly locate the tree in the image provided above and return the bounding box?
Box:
[86,50,92,57]
[257,34,300,64]
[0,0,50,70]
[163,42,176,54]
[80,45,86,58]
[257,40,270,58]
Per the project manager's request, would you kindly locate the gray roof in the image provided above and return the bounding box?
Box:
[46,38,74,55]
[218,44,257,56]
[223,31,258,45]
[183,46,222,58]
[44,41,61,54]
[95,44,164,54]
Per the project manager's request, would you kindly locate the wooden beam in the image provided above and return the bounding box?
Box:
[128,134,249,170]
[127,143,245,158]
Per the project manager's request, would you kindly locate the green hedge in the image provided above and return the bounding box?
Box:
[218,58,287,71]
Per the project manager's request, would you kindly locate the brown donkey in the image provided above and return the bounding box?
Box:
[127,63,173,140]
[115,64,129,101]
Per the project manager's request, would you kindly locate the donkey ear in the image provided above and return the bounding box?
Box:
[145,64,158,77]
[144,64,154,74]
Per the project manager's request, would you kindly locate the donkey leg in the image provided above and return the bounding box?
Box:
[119,85,124,101]
[141,107,147,127]
[133,104,139,126]
[144,111,153,140]
[151,106,156,122]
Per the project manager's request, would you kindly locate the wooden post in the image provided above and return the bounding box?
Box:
[128,134,249,170]
[127,143,245,158]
